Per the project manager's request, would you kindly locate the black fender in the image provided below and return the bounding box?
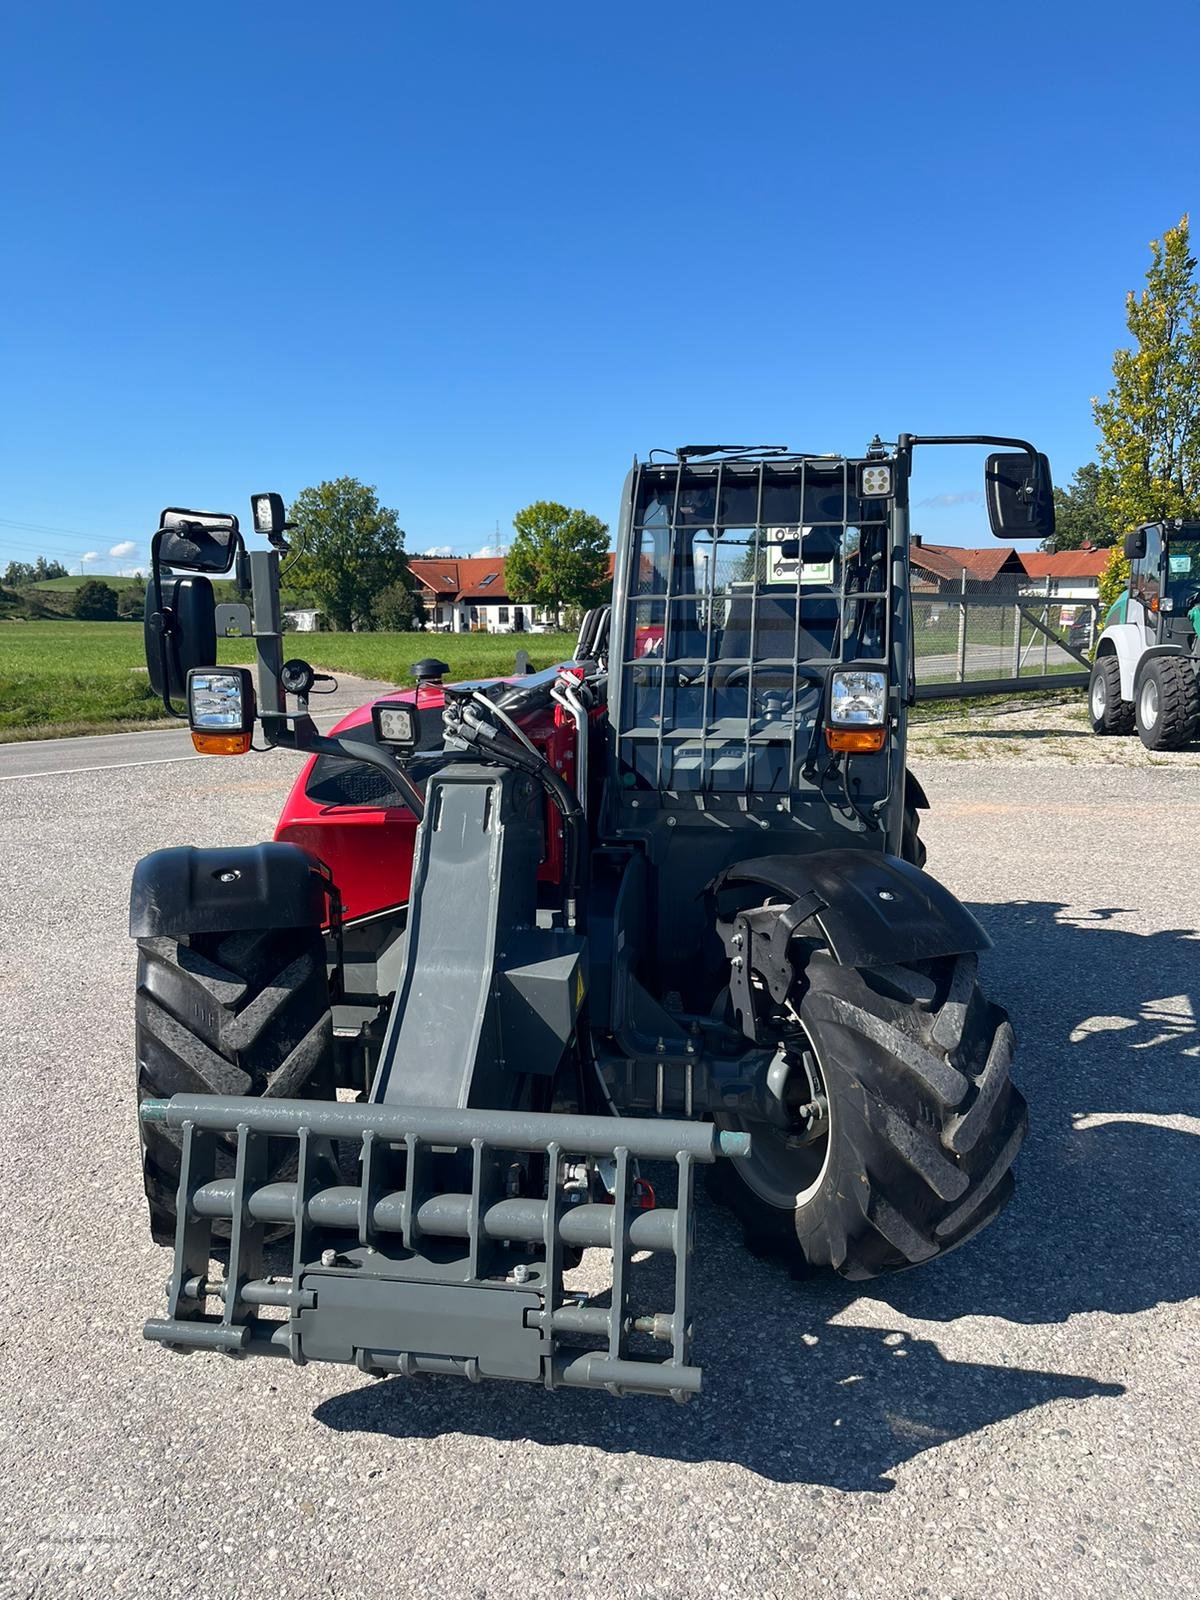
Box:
[129,842,327,939]
[1132,644,1194,693]
[711,847,988,970]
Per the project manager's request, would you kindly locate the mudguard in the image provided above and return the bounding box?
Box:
[713,847,989,969]
[1131,643,1195,695]
[129,842,326,939]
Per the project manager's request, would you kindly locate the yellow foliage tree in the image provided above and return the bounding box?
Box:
[1094,216,1200,531]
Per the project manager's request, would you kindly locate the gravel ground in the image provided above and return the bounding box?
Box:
[1,738,1197,1598]
[909,692,1200,766]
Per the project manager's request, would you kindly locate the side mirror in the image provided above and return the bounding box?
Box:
[145,574,218,703]
[984,452,1055,541]
[1124,528,1147,561]
[157,508,240,573]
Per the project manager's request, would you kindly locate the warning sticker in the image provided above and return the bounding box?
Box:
[764,527,835,587]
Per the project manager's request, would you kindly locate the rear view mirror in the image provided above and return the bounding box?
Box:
[157,508,240,573]
[984,452,1055,541]
[145,575,218,703]
[1124,528,1147,561]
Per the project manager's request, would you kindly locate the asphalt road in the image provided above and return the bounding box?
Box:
[1,734,1197,1598]
[915,639,1081,682]
[0,673,396,781]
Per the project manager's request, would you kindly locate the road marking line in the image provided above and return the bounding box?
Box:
[0,754,206,781]
[0,713,355,782]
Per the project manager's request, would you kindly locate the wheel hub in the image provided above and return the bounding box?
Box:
[1140,677,1160,728]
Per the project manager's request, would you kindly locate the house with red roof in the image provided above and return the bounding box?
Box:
[909,541,1110,600]
[407,555,560,634]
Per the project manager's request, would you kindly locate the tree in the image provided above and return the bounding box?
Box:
[73,579,118,620]
[286,478,409,631]
[118,576,146,619]
[1094,215,1200,532]
[505,501,609,616]
[1046,462,1117,551]
[1098,546,1131,613]
[372,580,420,631]
[4,557,69,585]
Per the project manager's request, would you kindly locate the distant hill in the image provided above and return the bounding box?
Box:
[32,574,147,592]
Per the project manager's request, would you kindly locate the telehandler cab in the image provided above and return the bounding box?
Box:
[133,436,1053,1399]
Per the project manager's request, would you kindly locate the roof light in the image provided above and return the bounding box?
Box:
[857,463,894,498]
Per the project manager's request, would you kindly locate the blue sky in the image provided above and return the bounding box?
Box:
[2,0,1197,574]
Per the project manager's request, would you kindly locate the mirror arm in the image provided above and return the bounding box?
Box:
[902,433,1040,457]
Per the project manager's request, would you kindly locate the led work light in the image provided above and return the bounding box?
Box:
[857,463,893,499]
[372,700,419,756]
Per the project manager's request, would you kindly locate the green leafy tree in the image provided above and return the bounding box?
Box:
[73,579,118,620]
[3,560,35,587]
[1094,216,1200,532]
[505,501,609,616]
[1046,462,1117,551]
[372,579,420,631]
[287,477,409,631]
[118,576,146,619]
[1098,546,1131,612]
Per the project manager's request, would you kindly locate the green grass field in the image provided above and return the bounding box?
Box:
[1,613,1085,743]
[0,620,579,741]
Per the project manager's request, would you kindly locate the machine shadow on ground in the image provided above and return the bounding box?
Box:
[875,900,1200,1327]
[316,900,1196,1488]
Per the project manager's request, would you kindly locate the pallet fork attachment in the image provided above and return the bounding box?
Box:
[140,1095,750,1400]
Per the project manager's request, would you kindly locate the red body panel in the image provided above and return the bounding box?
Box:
[274,678,581,925]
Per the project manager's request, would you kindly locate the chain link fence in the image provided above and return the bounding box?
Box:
[912,573,1098,698]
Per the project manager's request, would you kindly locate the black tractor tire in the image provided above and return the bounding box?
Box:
[1088,655,1134,735]
[901,801,926,869]
[711,949,1026,1280]
[1134,656,1200,751]
[136,927,335,1245]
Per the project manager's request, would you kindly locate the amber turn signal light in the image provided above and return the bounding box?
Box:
[190,731,252,755]
[825,726,886,753]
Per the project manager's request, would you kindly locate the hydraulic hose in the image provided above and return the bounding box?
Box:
[455,702,586,928]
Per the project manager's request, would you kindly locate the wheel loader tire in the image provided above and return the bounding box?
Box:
[136,927,335,1245]
[1134,656,1200,751]
[1088,655,1134,735]
[711,950,1026,1281]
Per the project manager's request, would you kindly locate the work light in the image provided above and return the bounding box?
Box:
[826,667,887,753]
[251,492,287,538]
[857,463,893,499]
[372,700,419,755]
[186,668,255,754]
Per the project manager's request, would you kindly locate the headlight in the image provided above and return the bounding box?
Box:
[829,669,887,725]
[186,667,255,754]
[826,667,887,753]
[372,700,419,755]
